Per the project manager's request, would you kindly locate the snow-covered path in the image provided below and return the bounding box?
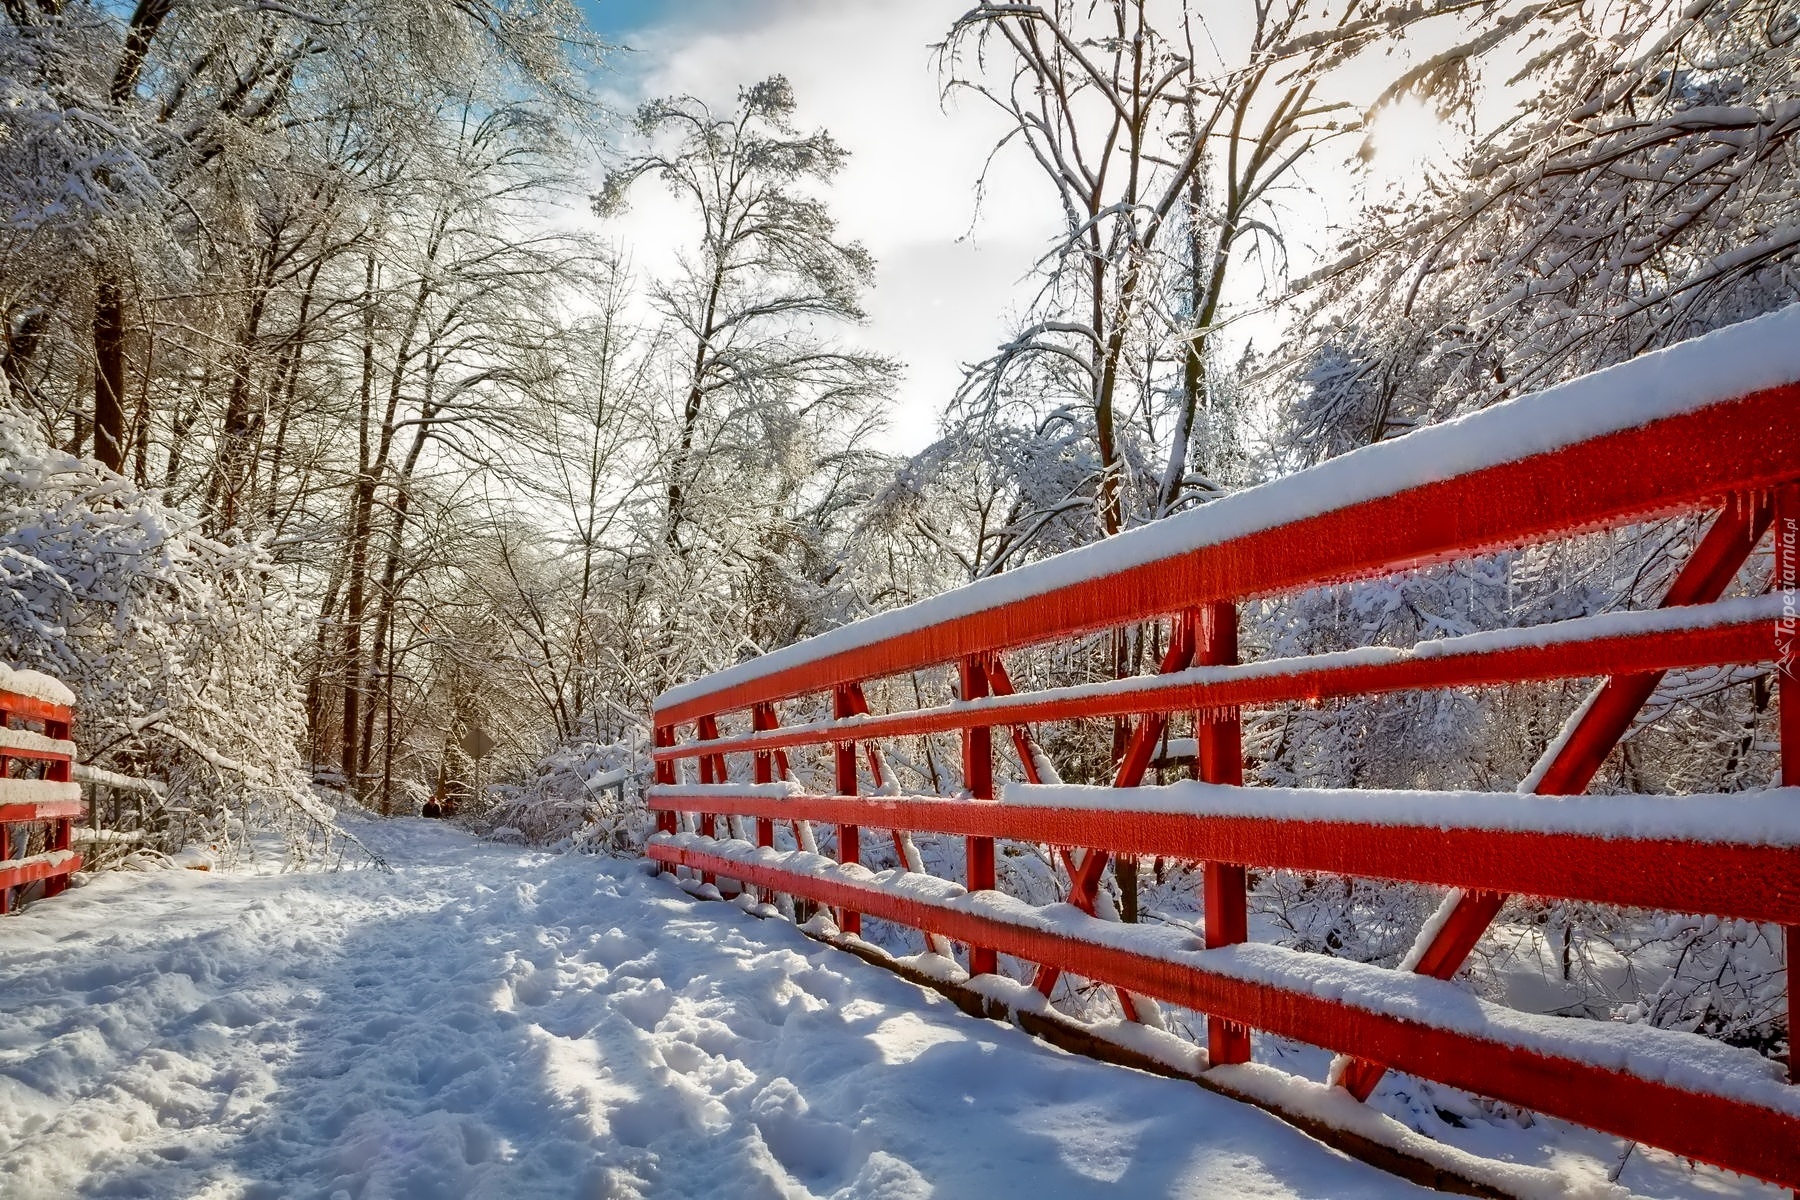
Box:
[0,820,1429,1199]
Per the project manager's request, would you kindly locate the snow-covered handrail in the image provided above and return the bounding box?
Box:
[646,311,1800,1192]
[659,594,1784,761]
[658,303,1800,724]
[1,670,84,911]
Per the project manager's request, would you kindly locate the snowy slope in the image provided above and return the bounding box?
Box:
[0,821,1435,1200]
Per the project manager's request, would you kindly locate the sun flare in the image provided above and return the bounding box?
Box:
[1365,95,1452,186]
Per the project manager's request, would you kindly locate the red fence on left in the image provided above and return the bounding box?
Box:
[0,671,83,912]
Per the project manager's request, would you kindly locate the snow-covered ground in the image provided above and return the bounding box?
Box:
[0,820,1448,1199]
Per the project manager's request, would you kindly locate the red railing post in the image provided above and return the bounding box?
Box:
[653,724,677,873]
[696,715,724,890]
[1032,615,1193,1011]
[960,656,996,976]
[840,681,910,866]
[751,703,779,906]
[1777,483,1798,1085]
[832,685,862,935]
[43,712,71,898]
[1197,599,1251,1066]
[752,703,778,851]
[0,698,9,915]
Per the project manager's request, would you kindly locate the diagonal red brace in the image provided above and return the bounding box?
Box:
[979,652,1127,1009]
[1342,495,1776,1099]
[839,682,911,865]
[1034,617,1196,1020]
[981,655,1048,786]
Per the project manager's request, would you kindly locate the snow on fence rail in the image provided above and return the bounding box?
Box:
[646,307,1800,1193]
[0,666,83,913]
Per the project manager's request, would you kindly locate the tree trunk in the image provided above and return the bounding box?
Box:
[1160,160,1210,515]
[131,372,151,484]
[304,547,347,769]
[341,254,380,795]
[665,268,723,554]
[205,274,270,530]
[92,0,175,475]
[359,397,437,801]
[265,264,320,528]
[92,274,128,473]
[344,246,435,798]
[164,379,203,489]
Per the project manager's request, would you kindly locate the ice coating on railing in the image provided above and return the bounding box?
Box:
[999,781,1800,845]
[0,727,76,757]
[0,779,81,805]
[659,303,1800,715]
[656,593,1786,756]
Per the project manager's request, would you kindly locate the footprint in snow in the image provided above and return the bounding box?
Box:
[748,1077,859,1185]
[607,981,675,1032]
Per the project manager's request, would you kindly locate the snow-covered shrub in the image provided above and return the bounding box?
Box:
[0,403,369,865]
[470,739,649,853]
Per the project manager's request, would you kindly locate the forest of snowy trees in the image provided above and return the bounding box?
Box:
[1,0,1795,1065]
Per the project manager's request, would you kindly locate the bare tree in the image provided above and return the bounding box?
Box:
[596,75,898,558]
[938,1,1365,542]
[596,76,898,692]
[1292,0,1799,441]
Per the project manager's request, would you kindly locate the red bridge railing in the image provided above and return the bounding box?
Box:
[648,310,1800,1190]
[0,668,82,912]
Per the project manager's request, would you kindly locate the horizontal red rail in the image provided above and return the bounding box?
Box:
[651,838,1800,1190]
[655,607,1779,762]
[0,691,73,728]
[657,384,1800,724]
[0,800,85,823]
[0,850,82,892]
[647,790,1800,924]
[0,747,73,764]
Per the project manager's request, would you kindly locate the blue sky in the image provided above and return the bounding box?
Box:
[579,0,657,37]
[582,0,754,41]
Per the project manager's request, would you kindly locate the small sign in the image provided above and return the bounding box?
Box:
[460,727,496,760]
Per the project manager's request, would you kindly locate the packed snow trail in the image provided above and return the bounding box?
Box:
[0,820,1427,1199]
